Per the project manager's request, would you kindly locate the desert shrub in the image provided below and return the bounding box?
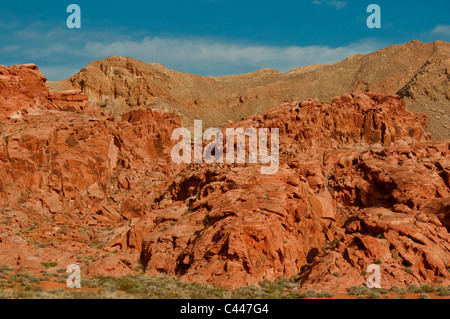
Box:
[420,284,437,293]
[348,286,371,295]
[305,289,317,298]
[408,284,421,293]
[368,291,381,299]
[41,262,58,269]
[316,290,333,298]
[0,265,13,274]
[322,290,333,298]
[390,286,401,293]
[17,272,40,284]
[287,291,307,299]
[438,287,450,297]
[398,288,408,295]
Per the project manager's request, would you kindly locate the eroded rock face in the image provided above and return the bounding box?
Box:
[133,165,326,288]
[0,63,449,293]
[0,64,90,119]
[107,92,449,290]
[48,90,89,112]
[47,41,450,139]
[229,92,431,152]
[0,64,51,119]
[0,63,184,274]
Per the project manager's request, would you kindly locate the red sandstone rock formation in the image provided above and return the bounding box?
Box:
[48,41,450,140]
[0,63,89,119]
[0,63,183,275]
[48,90,89,112]
[0,62,449,293]
[110,92,449,291]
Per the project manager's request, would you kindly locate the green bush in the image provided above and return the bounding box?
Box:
[438,287,450,297]
[389,286,401,293]
[321,290,333,298]
[0,265,14,274]
[348,286,371,295]
[41,262,58,269]
[8,272,447,300]
[368,291,381,299]
[182,210,193,216]
[420,284,437,293]
[408,284,421,293]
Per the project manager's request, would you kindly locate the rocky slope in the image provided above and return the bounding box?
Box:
[48,40,450,139]
[0,64,183,275]
[1,63,449,293]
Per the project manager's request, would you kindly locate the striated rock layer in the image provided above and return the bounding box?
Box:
[0,63,449,293]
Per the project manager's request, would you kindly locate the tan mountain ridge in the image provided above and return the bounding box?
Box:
[47,40,450,139]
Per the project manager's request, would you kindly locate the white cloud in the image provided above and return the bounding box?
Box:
[312,0,347,10]
[432,25,450,36]
[83,36,382,76]
[0,23,383,80]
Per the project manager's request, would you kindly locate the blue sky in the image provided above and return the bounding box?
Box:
[0,0,449,80]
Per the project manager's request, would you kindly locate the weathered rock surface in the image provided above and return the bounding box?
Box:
[0,63,90,119]
[119,92,448,291]
[48,90,89,112]
[0,62,449,293]
[0,63,183,276]
[0,63,51,119]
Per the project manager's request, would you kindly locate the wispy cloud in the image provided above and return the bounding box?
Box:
[432,25,450,36]
[312,0,347,10]
[0,23,383,80]
[83,36,382,75]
